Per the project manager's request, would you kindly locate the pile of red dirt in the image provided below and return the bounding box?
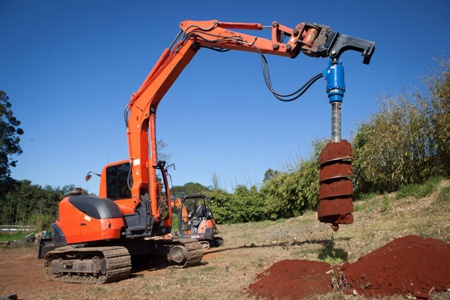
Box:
[248,235,450,299]
[248,259,333,299]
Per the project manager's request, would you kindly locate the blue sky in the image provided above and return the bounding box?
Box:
[2,1,449,194]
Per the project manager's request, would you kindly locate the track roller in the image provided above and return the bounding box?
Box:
[167,238,203,268]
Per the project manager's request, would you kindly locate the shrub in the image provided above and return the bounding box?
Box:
[261,140,323,220]
[353,57,450,194]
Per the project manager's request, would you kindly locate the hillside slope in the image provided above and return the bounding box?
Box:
[1,180,449,299]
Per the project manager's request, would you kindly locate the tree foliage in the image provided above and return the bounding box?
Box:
[263,169,280,183]
[261,140,323,219]
[206,185,265,224]
[157,139,170,163]
[0,180,83,229]
[170,182,211,199]
[426,58,450,172]
[206,188,234,224]
[353,58,450,193]
[0,91,24,182]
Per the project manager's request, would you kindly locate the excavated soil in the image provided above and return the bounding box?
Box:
[248,259,333,299]
[248,235,450,299]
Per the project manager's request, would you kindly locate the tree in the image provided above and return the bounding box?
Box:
[0,180,85,227]
[0,91,24,182]
[170,182,210,199]
[157,139,170,163]
[263,168,280,183]
[211,172,220,190]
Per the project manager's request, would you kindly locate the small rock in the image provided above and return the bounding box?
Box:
[415,291,430,299]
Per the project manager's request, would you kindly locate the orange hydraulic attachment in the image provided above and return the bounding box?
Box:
[318,140,354,231]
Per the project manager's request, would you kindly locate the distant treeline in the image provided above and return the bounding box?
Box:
[0,180,87,230]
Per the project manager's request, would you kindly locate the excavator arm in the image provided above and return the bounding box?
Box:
[124,19,375,227]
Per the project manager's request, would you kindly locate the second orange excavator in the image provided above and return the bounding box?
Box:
[38,19,375,283]
[172,194,224,249]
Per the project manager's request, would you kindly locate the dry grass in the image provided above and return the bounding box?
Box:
[7,180,450,300]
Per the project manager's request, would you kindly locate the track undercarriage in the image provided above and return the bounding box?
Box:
[44,246,131,284]
[44,238,203,284]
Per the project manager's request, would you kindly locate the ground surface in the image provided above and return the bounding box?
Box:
[1,181,449,300]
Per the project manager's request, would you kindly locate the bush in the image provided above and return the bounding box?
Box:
[353,57,450,194]
[261,140,323,220]
[26,213,55,231]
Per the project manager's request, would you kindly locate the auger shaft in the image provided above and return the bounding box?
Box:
[331,102,341,143]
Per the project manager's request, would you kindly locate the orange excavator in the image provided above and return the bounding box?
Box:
[38,19,375,283]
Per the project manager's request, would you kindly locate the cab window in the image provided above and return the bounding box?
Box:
[106,162,132,200]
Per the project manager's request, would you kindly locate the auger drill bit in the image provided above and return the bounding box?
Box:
[318,60,354,231]
[318,139,354,231]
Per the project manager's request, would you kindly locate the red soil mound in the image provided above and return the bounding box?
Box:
[248,259,332,299]
[341,235,450,298]
[247,235,450,299]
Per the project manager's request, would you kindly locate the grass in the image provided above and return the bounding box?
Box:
[2,178,449,300]
[381,194,392,212]
[0,231,33,242]
[436,185,450,204]
[395,176,443,200]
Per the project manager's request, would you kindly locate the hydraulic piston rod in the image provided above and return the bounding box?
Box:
[331,102,342,143]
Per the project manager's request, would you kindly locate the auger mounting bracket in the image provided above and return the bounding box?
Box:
[317,27,376,65]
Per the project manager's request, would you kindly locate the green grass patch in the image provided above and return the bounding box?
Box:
[395,176,443,200]
[353,201,363,212]
[436,185,450,204]
[0,232,33,242]
[318,247,347,266]
[357,192,378,201]
[395,183,421,199]
[381,194,392,212]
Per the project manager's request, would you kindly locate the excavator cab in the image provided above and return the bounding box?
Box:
[177,194,223,249]
[97,160,173,238]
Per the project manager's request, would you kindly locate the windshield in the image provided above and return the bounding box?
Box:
[106,162,132,200]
